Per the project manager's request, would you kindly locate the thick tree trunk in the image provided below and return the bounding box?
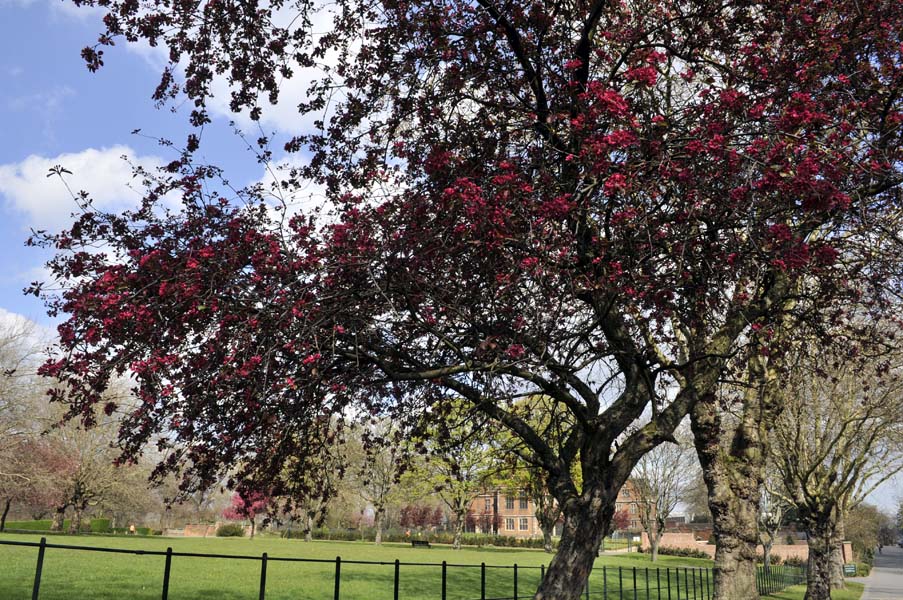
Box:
[250,518,256,539]
[305,514,314,542]
[50,505,66,532]
[690,349,788,600]
[0,497,10,532]
[692,397,766,600]
[374,508,384,545]
[542,527,553,554]
[829,518,845,589]
[805,528,834,600]
[453,509,465,550]
[69,505,83,534]
[534,495,611,600]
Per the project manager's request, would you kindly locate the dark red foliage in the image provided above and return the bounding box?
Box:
[612,510,631,533]
[222,490,269,522]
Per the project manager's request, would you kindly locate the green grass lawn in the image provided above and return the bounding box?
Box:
[761,582,864,600]
[0,532,712,600]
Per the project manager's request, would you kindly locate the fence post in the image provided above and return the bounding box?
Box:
[675,566,680,600]
[394,559,399,600]
[633,567,638,600]
[666,568,672,600]
[619,566,623,600]
[333,556,341,600]
[32,536,47,600]
[481,562,486,600]
[512,563,517,600]
[258,552,268,600]
[692,568,696,600]
[541,564,545,583]
[645,567,649,600]
[442,561,448,600]
[603,566,607,600]
[683,568,689,600]
[656,568,661,600]
[161,547,173,600]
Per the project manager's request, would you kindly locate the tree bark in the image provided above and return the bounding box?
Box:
[305,514,314,542]
[762,536,774,571]
[69,505,83,534]
[534,494,612,600]
[691,353,784,600]
[50,505,66,532]
[691,398,765,600]
[374,507,384,545]
[453,509,465,550]
[250,517,256,539]
[542,527,554,554]
[829,517,845,589]
[651,529,662,562]
[805,526,834,600]
[0,497,11,532]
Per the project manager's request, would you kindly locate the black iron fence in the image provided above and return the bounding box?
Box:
[0,537,803,599]
[755,564,807,596]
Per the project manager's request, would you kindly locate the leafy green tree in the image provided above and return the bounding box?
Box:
[408,402,496,549]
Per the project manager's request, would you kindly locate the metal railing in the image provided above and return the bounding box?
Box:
[0,537,802,599]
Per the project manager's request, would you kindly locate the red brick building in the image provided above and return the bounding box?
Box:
[468,480,646,538]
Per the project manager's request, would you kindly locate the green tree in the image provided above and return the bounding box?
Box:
[408,402,496,549]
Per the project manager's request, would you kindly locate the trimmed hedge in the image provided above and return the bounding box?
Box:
[90,519,111,533]
[281,528,558,549]
[216,524,246,537]
[637,545,713,559]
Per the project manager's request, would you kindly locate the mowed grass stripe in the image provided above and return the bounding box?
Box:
[0,533,712,600]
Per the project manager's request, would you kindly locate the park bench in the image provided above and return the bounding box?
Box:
[411,540,431,548]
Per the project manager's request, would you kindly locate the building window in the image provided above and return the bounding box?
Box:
[484,498,491,512]
[506,496,514,510]
[519,517,529,531]
[622,489,630,499]
[506,518,515,531]
[519,495,528,510]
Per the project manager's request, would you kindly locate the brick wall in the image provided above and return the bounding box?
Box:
[640,532,812,562]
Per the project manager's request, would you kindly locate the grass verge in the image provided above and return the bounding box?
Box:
[761,581,864,600]
[0,532,711,600]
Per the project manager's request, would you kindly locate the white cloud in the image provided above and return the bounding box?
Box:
[0,146,164,233]
[255,156,331,220]
[204,3,341,136]
[0,307,55,350]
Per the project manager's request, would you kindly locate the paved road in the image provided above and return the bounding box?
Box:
[860,545,903,599]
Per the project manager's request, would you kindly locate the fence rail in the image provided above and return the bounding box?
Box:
[0,537,803,599]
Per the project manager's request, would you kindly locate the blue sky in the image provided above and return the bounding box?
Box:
[0,0,295,323]
[1,0,900,514]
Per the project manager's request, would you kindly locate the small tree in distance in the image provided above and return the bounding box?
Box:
[222,491,269,539]
[632,438,697,562]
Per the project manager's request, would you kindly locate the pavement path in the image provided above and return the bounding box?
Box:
[860,545,903,599]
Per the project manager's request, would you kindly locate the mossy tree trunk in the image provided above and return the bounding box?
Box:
[691,356,782,600]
